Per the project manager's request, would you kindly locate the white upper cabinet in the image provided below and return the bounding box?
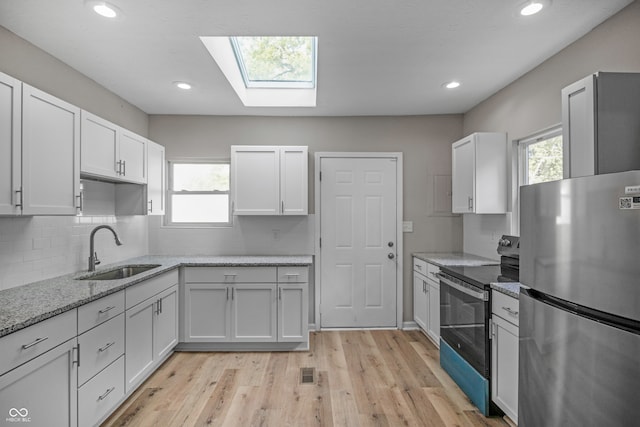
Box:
[0,72,21,215]
[562,72,640,178]
[146,140,165,215]
[451,132,506,214]
[231,145,308,215]
[22,84,81,215]
[80,111,147,184]
[119,129,147,184]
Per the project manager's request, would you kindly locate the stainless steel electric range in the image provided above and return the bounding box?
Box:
[437,235,519,416]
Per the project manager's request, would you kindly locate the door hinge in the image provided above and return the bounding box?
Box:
[319,171,322,181]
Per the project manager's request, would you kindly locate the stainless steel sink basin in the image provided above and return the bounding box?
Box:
[76,264,161,280]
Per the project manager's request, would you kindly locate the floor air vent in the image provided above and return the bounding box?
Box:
[300,367,315,384]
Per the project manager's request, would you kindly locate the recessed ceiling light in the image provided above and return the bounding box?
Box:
[85,1,121,19]
[174,82,192,90]
[443,81,461,89]
[520,1,544,16]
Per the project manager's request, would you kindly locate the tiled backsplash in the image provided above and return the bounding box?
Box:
[0,215,148,291]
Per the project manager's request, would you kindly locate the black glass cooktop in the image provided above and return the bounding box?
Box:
[440,265,503,288]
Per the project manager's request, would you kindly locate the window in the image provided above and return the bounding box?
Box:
[518,127,563,185]
[166,161,230,226]
[230,36,316,89]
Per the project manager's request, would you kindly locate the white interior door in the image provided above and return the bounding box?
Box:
[320,157,397,328]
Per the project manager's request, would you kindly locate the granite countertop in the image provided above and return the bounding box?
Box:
[412,252,499,267]
[0,255,313,338]
[490,282,524,299]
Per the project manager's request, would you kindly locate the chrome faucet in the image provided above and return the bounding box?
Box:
[88,225,123,271]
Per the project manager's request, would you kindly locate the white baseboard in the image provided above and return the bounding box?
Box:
[402,321,419,330]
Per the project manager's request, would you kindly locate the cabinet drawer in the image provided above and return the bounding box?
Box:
[126,269,179,309]
[78,313,125,386]
[0,309,77,375]
[184,266,277,283]
[492,291,520,327]
[277,266,308,283]
[78,355,125,427]
[78,290,125,334]
[413,257,427,274]
[426,262,440,286]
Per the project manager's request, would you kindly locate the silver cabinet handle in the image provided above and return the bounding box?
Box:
[226,287,229,300]
[468,196,474,211]
[122,160,126,176]
[415,264,422,271]
[22,336,48,349]
[148,200,153,213]
[97,387,115,401]
[502,306,519,317]
[281,200,284,214]
[98,342,115,353]
[15,188,23,208]
[116,160,122,175]
[98,306,116,314]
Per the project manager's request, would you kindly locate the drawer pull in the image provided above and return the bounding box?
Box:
[285,273,300,276]
[415,264,422,270]
[97,387,115,401]
[502,306,519,317]
[98,306,116,315]
[430,271,438,277]
[22,336,48,349]
[98,342,115,353]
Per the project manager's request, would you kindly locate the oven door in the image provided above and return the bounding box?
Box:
[438,272,490,377]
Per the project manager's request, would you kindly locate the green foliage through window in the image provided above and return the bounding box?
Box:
[524,135,563,184]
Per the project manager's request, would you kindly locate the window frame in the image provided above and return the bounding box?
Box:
[165,159,232,228]
[512,124,563,234]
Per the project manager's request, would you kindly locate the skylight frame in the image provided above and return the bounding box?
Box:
[229,36,317,89]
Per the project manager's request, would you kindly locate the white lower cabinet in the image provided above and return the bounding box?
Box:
[412,257,440,346]
[183,266,308,347]
[125,271,179,393]
[78,356,124,427]
[491,290,519,424]
[0,338,78,427]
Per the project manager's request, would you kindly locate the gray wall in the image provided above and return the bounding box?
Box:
[0,26,148,135]
[149,115,465,322]
[461,0,640,257]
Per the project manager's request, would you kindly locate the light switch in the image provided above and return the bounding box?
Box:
[402,221,413,232]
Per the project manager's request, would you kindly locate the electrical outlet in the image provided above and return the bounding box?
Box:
[402,221,413,233]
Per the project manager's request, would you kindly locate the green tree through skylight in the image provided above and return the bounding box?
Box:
[234,37,314,83]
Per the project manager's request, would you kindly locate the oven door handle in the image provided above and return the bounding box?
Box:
[436,273,486,301]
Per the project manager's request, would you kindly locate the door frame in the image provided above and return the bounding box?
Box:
[314,152,404,330]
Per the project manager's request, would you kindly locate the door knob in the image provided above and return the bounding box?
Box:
[388,253,395,259]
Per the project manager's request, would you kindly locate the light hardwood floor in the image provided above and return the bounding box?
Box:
[103,330,509,427]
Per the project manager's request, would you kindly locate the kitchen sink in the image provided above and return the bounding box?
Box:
[76,264,161,281]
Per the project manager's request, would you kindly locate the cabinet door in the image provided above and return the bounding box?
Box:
[22,84,80,215]
[231,284,277,342]
[562,75,596,178]
[277,284,308,342]
[491,315,519,423]
[0,339,77,427]
[80,110,119,180]
[154,285,178,360]
[413,272,428,331]
[451,137,475,213]
[427,282,440,345]
[119,129,147,184]
[125,299,155,393]
[146,141,165,215]
[231,146,280,215]
[184,283,231,342]
[0,72,21,215]
[280,146,308,215]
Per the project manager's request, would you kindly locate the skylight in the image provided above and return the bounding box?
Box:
[200,35,318,108]
[230,36,316,89]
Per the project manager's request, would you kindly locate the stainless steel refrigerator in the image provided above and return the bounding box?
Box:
[519,170,640,427]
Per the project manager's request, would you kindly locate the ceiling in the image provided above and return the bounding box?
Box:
[0,0,633,116]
